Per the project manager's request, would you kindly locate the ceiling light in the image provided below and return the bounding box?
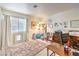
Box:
[33,5,38,8]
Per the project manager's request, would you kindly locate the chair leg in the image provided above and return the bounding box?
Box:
[50,51,55,56]
[47,49,49,56]
[53,51,55,56]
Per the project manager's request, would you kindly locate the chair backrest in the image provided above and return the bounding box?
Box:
[73,52,79,56]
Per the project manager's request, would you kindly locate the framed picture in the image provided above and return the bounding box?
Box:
[70,20,79,28]
[54,22,59,27]
[31,20,36,29]
[63,22,68,28]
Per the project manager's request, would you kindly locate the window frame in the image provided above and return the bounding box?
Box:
[10,16,27,33]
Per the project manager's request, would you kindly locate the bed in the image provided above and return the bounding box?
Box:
[6,40,47,56]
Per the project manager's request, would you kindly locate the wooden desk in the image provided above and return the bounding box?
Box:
[46,43,67,56]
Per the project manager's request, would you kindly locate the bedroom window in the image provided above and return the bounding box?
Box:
[16,35,21,41]
[10,16,26,33]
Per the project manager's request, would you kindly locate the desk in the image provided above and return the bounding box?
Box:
[46,43,67,56]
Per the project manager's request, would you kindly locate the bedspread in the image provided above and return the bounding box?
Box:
[6,40,47,56]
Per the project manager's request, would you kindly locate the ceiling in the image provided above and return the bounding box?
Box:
[0,3,79,17]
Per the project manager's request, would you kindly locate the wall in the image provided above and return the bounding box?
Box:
[28,16,47,41]
[48,8,79,34]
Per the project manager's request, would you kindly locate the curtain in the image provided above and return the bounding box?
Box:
[0,14,7,55]
[0,15,3,50]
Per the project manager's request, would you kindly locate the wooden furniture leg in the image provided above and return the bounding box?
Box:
[50,51,55,56]
[47,48,55,56]
[53,51,55,56]
[47,48,49,56]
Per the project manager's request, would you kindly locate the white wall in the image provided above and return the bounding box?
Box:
[48,8,79,34]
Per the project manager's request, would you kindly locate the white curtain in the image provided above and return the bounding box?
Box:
[0,14,7,55]
[0,15,3,50]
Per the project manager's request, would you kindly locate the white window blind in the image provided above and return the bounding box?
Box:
[16,35,21,41]
[10,16,26,33]
[18,18,26,32]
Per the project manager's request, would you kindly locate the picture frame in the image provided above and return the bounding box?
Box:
[31,20,36,29]
[70,20,79,28]
[63,22,68,28]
